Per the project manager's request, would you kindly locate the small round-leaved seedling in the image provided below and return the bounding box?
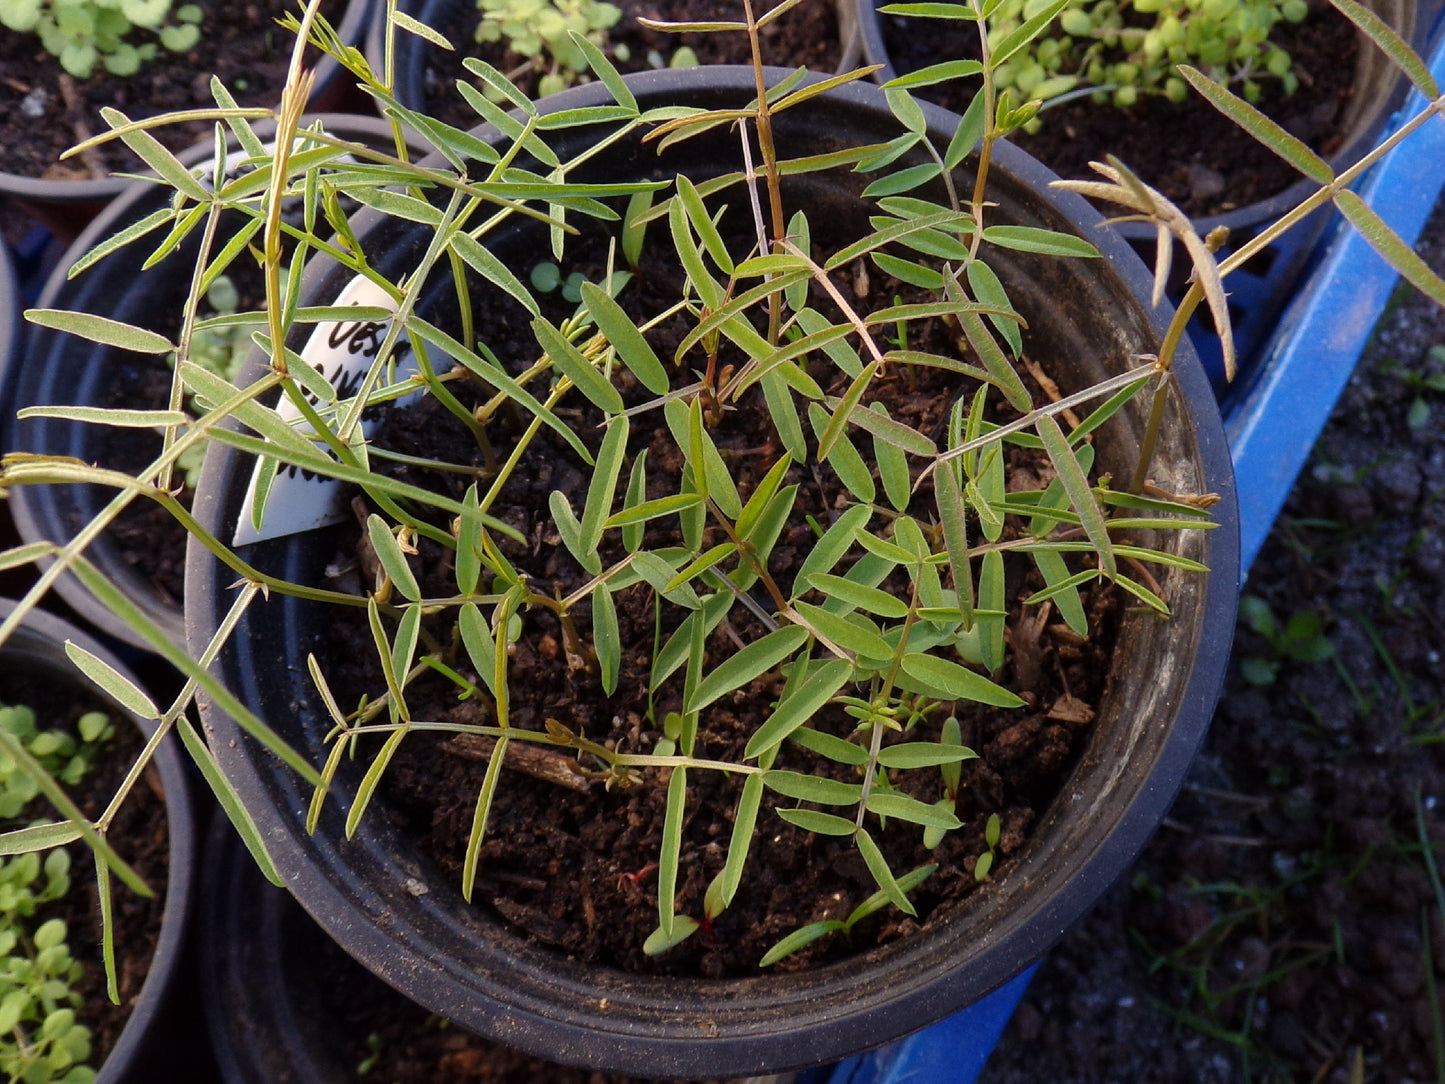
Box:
[0,0,202,79]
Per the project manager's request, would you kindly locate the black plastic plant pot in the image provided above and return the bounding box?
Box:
[0,0,377,237]
[186,67,1239,1080]
[0,598,196,1084]
[199,818,797,1084]
[4,115,419,655]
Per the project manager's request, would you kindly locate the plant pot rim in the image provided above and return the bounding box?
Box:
[187,65,1239,1078]
[852,0,1422,236]
[3,113,418,654]
[0,598,196,1084]
[0,0,378,206]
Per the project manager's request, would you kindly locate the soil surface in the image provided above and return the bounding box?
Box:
[313,205,1134,978]
[0,669,169,1072]
[977,190,1445,1081]
[408,0,843,128]
[878,0,1360,217]
[0,0,345,182]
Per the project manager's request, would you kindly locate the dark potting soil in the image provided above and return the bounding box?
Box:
[878,0,1359,218]
[413,0,843,129]
[0,670,168,1069]
[314,218,1135,978]
[976,191,1445,1080]
[0,0,344,182]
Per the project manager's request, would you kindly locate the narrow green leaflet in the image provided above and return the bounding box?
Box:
[1031,549,1089,636]
[736,454,794,540]
[855,828,915,915]
[884,58,984,89]
[977,550,1005,673]
[26,310,174,355]
[570,29,637,110]
[763,770,863,806]
[658,766,688,937]
[0,821,84,856]
[790,726,869,766]
[392,8,454,46]
[663,399,741,517]
[934,461,975,629]
[461,735,508,902]
[452,232,540,317]
[792,601,893,662]
[804,574,909,619]
[605,493,705,530]
[944,88,987,170]
[366,515,422,602]
[581,281,669,394]
[1336,191,1445,307]
[1036,413,1116,577]
[580,415,630,555]
[63,642,159,719]
[746,658,853,759]
[686,626,809,715]
[876,742,977,769]
[899,654,1024,707]
[946,272,1031,411]
[851,399,938,457]
[1177,66,1334,185]
[1330,0,1438,97]
[621,452,649,552]
[676,174,734,274]
[533,317,625,414]
[776,809,858,836]
[100,107,212,201]
[967,260,1022,357]
[982,226,1099,259]
[591,584,620,695]
[867,791,963,830]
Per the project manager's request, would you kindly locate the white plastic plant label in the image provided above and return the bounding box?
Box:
[231,275,423,545]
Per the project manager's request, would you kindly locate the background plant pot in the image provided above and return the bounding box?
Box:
[0,0,378,242]
[2,114,420,655]
[369,0,859,123]
[200,818,797,1084]
[187,67,1238,1080]
[855,0,1432,379]
[0,598,196,1084]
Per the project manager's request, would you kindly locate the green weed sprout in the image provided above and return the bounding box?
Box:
[885,0,1308,117]
[1238,595,1334,685]
[0,0,203,79]
[475,0,622,97]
